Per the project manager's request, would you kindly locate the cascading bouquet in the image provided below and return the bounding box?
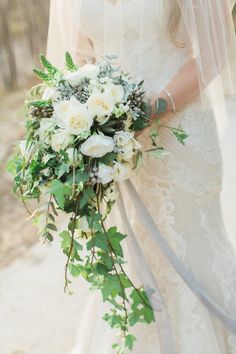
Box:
[9,53,187,353]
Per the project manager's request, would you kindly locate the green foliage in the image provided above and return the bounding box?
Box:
[65,51,78,71]
[33,55,61,85]
[79,186,96,209]
[40,54,58,76]
[155,97,168,115]
[48,180,72,209]
[171,124,188,145]
[29,99,52,108]
[99,152,117,165]
[9,52,191,354]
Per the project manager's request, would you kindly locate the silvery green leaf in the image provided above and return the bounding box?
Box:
[146,149,170,159]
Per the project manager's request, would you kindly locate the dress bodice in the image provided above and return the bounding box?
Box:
[78,0,192,97]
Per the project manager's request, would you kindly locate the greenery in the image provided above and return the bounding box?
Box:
[9,53,188,353]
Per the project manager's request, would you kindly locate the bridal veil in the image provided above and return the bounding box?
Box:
[46,1,236,353]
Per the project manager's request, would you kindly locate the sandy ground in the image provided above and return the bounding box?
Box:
[0,90,89,354]
[0,90,235,354]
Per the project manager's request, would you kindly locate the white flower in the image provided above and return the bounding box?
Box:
[53,99,71,126]
[104,184,119,202]
[80,133,114,158]
[113,161,131,182]
[51,131,73,152]
[105,84,124,103]
[87,91,115,124]
[65,64,99,86]
[54,97,93,136]
[42,87,59,101]
[97,163,114,184]
[114,131,142,161]
[114,131,134,148]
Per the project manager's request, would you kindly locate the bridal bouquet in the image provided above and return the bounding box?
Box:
[9,53,187,353]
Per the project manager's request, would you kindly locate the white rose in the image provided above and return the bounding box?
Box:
[80,133,114,158]
[65,64,99,86]
[113,161,131,182]
[105,84,124,103]
[87,91,115,124]
[66,104,93,135]
[54,97,93,136]
[97,163,114,184]
[51,131,73,152]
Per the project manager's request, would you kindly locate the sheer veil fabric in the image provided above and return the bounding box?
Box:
[47,1,236,353]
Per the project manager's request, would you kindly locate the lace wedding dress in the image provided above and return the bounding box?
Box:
[66,0,236,353]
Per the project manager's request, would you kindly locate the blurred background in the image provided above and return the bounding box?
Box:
[0,2,236,354]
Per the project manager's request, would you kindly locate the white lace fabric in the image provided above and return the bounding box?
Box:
[58,0,236,352]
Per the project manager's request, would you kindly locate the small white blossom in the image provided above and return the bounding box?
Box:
[104,184,119,202]
[97,163,114,184]
[105,83,124,103]
[65,64,99,86]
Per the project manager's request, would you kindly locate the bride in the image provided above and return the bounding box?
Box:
[47,0,236,353]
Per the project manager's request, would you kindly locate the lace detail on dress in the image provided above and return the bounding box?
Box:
[69,1,236,353]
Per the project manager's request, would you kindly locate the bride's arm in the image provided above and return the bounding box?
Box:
[154,0,234,119]
[155,57,200,115]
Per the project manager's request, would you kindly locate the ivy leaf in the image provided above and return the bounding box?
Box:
[48,180,72,209]
[87,231,108,252]
[108,227,126,258]
[79,186,95,209]
[101,275,122,301]
[125,334,137,350]
[75,170,89,184]
[59,230,71,251]
[99,152,117,165]
[56,163,70,178]
[172,125,188,145]
[69,263,81,277]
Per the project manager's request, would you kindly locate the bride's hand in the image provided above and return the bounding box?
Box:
[134,95,172,139]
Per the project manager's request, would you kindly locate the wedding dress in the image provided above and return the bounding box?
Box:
[46,0,236,353]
